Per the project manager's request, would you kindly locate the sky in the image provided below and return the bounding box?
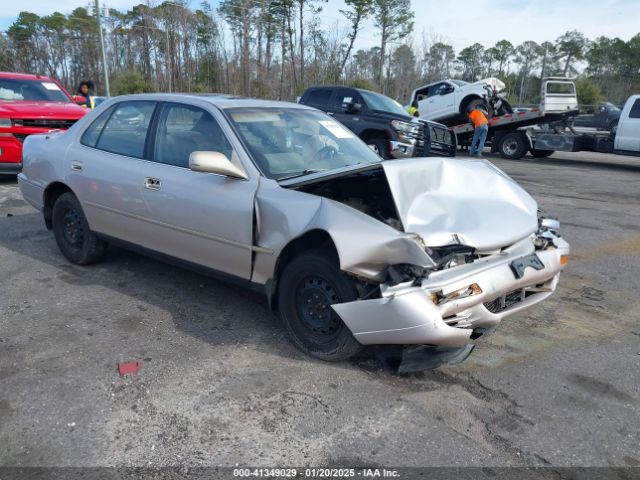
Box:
[1,0,639,52]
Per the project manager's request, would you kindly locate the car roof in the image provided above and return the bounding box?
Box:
[307,85,353,90]
[305,85,385,96]
[107,93,314,111]
[0,71,55,81]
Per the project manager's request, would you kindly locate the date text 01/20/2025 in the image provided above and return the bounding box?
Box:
[232,468,400,477]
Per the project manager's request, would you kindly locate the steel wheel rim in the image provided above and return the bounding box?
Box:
[62,207,84,248]
[503,139,518,156]
[295,275,341,336]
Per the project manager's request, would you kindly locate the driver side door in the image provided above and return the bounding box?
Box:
[424,82,455,120]
[137,102,257,280]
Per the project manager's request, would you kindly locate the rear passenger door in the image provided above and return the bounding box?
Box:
[138,102,256,280]
[72,100,157,243]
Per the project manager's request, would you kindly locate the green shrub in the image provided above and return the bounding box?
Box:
[111,72,155,95]
[576,78,603,106]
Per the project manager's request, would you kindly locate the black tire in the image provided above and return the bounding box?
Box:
[277,250,364,361]
[496,98,513,116]
[466,98,493,118]
[529,148,554,158]
[365,137,391,159]
[52,192,107,265]
[498,132,528,159]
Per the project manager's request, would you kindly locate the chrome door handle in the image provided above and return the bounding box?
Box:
[144,177,161,190]
[71,161,83,171]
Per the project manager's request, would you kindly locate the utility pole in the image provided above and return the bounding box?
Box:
[166,28,172,93]
[541,44,548,80]
[96,0,111,96]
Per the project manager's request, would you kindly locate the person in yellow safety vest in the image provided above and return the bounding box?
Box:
[468,105,489,158]
[76,80,97,109]
[407,99,419,117]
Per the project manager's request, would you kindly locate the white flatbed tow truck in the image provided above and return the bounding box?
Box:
[450,78,640,159]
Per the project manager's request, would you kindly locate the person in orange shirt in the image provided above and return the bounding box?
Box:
[468,105,489,157]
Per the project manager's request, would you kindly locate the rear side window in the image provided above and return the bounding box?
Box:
[95,101,156,158]
[329,88,359,110]
[81,106,115,148]
[304,89,331,109]
[546,82,575,95]
[629,99,640,119]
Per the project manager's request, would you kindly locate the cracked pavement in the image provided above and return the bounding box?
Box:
[0,151,639,469]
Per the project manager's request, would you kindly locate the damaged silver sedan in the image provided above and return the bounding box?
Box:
[18,94,569,368]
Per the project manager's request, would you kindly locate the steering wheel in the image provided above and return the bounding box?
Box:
[310,145,338,164]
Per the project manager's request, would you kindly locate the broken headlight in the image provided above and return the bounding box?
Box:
[386,263,429,286]
[535,211,562,250]
[431,283,483,305]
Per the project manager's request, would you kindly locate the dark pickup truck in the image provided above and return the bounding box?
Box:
[299,86,456,159]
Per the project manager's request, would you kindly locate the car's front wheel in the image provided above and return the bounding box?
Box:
[277,250,364,361]
[496,98,513,116]
[52,192,107,265]
[366,137,391,159]
[466,98,492,118]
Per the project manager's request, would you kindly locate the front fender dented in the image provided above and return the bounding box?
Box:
[251,178,435,284]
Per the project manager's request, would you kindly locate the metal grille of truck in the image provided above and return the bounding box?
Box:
[426,123,456,157]
[13,119,77,129]
[407,124,427,156]
[429,124,453,146]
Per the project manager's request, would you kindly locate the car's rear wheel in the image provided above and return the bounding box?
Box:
[52,192,107,265]
[277,250,364,361]
[498,132,528,159]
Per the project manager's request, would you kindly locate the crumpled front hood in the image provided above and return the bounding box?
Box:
[382,157,538,251]
[472,77,506,93]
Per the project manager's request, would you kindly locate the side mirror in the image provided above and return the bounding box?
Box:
[73,95,86,105]
[189,151,248,179]
[344,102,362,113]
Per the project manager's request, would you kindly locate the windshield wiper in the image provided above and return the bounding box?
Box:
[277,169,328,181]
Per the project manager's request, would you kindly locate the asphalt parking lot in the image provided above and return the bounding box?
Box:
[1,151,639,474]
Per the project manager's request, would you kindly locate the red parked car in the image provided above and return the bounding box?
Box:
[0,72,88,174]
